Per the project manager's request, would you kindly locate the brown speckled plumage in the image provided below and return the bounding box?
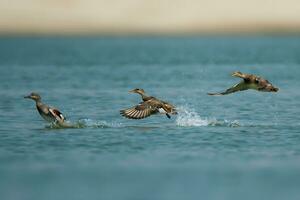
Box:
[120,88,177,119]
[24,92,65,124]
[208,71,279,96]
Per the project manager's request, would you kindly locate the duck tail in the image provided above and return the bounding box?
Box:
[161,105,175,118]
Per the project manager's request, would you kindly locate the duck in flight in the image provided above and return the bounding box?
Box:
[120,88,177,119]
[24,92,66,124]
[208,71,279,96]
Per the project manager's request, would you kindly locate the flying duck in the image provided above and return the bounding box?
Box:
[208,71,279,96]
[120,88,177,119]
[24,92,66,124]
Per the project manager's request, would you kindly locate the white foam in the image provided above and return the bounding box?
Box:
[78,119,122,128]
[175,106,240,127]
[46,119,122,129]
[176,107,211,126]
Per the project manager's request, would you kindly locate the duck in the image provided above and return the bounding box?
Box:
[24,92,66,124]
[120,88,177,119]
[208,71,279,96]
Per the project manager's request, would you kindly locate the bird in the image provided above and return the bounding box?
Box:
[208,71,279,96]
[120,88,177,119]
[24,92,66,124]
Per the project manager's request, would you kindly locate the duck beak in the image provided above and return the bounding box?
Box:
[24,95,30,99]
[128,89,135,93]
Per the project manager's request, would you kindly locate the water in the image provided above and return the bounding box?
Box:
[1,36,300,200]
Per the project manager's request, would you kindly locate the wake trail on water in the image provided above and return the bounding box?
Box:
[46,119,122,129]
[45,106,240,129]
[175,106,240,127]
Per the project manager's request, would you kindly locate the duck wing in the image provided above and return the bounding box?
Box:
[120,101,158,119]
[208,81,250,96]
[49,108,65,122]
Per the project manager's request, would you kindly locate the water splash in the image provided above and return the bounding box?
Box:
[45,107,240,129]
[46,119,122,129]
[77,119,122,128]
[175,106,240,127]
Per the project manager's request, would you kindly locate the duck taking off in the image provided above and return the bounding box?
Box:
[120,88,177,119]
[24,92,66,124]
[208,71,279,96]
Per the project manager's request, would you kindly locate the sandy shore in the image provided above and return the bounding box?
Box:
[1,0,300,35]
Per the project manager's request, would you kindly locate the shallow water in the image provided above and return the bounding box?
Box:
[1,36,300,200]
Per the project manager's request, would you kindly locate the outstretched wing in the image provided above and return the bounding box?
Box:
[120,101,158,119]
[49,108,65,121]
[208,82,249,96]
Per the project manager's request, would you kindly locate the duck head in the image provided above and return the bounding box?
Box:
[129,88,146,95]
[24,92,41,101]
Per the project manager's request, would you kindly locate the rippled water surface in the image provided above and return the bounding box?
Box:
[1,37,300,200]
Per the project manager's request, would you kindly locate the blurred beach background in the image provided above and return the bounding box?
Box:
[1,1,300,200]
[0,0,300,35]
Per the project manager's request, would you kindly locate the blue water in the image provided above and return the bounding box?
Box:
[1,36,300,200]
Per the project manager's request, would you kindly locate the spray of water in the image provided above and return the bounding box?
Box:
[175,106,240,127]
[46,106,240,129]
[46,119,122,129]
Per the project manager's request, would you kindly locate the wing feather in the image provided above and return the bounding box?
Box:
[208,82,250,96]
[120,101,157,119]
[127,109,135,115]
[49,108,65,122]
